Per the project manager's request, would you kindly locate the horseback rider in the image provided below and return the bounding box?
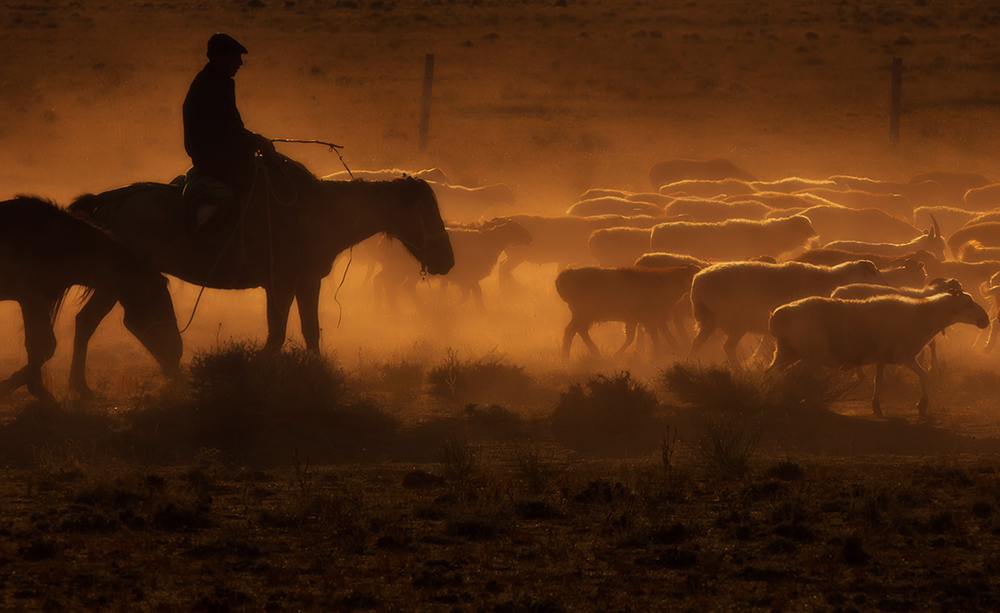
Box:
[182,33,277,226]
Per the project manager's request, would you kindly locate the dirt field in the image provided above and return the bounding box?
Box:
[4,0,1000,610]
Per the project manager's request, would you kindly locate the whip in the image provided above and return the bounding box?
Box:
[269,138,354,179]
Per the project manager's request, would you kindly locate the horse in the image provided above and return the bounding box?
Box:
[68,163,454,395]
[0,196,182,401]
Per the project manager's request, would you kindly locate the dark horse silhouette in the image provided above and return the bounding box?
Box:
[68,160,454,395]
[0,196,182,401]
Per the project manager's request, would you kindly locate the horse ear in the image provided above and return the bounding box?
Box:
[929,213,940,238]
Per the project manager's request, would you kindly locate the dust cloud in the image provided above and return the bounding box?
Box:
[1,1,999,410]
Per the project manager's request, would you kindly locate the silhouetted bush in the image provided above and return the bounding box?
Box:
[127,342,399,466]
[427,350,536,406]
[550,372,665,455]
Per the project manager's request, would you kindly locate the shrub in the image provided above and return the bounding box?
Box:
[426,349,535,406]
[550,372,665,455]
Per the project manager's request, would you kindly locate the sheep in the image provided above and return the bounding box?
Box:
[588,227,652,268]
[438,219,533,308]
[568,197,664,218]
[689,260,886,367]
[947,222,1000,258]
[822,215,944,261]
[766,290,990,416]
[794,248,914,269]
[792,250,924,288]
[958,240,1000,263]
[634,252,710,269]
[649,215,817,262]
[751,177,841,193]
[323,168,452,184]
[827,176,945,209]
[831,277,961,372]
[770,204,922,246]
[880,260,928,289]
[648,158,756,190]
[374,218,532,311]
[730,191,836,211]
[662,198,773,222]
[426,181,515,224]
[798,188,914,223]
[963,183,1000,212]
[659,179,757,199]
[499,214,663,290]
[909,171,991,208]
[555,265,700,359]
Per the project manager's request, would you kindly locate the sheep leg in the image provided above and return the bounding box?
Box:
[765,337,796,374]
[985,316,999,353]
[900,355,930,416]
[655,319,681,354]
[688,322,717,359]
[562,319,600,358]
[613,322,639,357]
[872,363,885,418]
[577,325,602,356]
[723,332,746,369]
[470,283,485,311]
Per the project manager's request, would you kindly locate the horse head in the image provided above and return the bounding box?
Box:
[390,177,455,276]
[117,270,183,379]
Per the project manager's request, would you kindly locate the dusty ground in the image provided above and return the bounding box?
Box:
[4,0,1000,610]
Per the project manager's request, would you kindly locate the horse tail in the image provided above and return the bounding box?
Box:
[50,288,73,324]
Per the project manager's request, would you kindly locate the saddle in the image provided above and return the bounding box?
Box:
[170,167,237,227]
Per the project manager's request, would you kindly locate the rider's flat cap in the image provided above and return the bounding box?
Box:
[207,33,248,57]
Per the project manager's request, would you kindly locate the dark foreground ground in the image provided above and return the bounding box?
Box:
[1,449,999,612]
[0,349,998,611]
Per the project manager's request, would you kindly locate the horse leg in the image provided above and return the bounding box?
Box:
[21,301,58,402]
[295,275,323,353]
[264,284,296,353]
[70,290,119,397]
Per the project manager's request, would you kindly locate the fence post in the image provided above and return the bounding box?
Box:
[418,54,435,152]
[890,57,903,147]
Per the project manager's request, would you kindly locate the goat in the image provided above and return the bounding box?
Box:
[648,158,756,190]
[767,290,989,416]
[556,265,700,359]
[689,260,886,367]
[947,222,1000,259]
[823,215,944,261]
[649,215,816,261]
[981,272,1000,352]
[662,198,772,222]
[903,250,1000,297]
[914,206,977,239]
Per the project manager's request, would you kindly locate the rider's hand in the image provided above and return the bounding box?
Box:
[253,133,277,157]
